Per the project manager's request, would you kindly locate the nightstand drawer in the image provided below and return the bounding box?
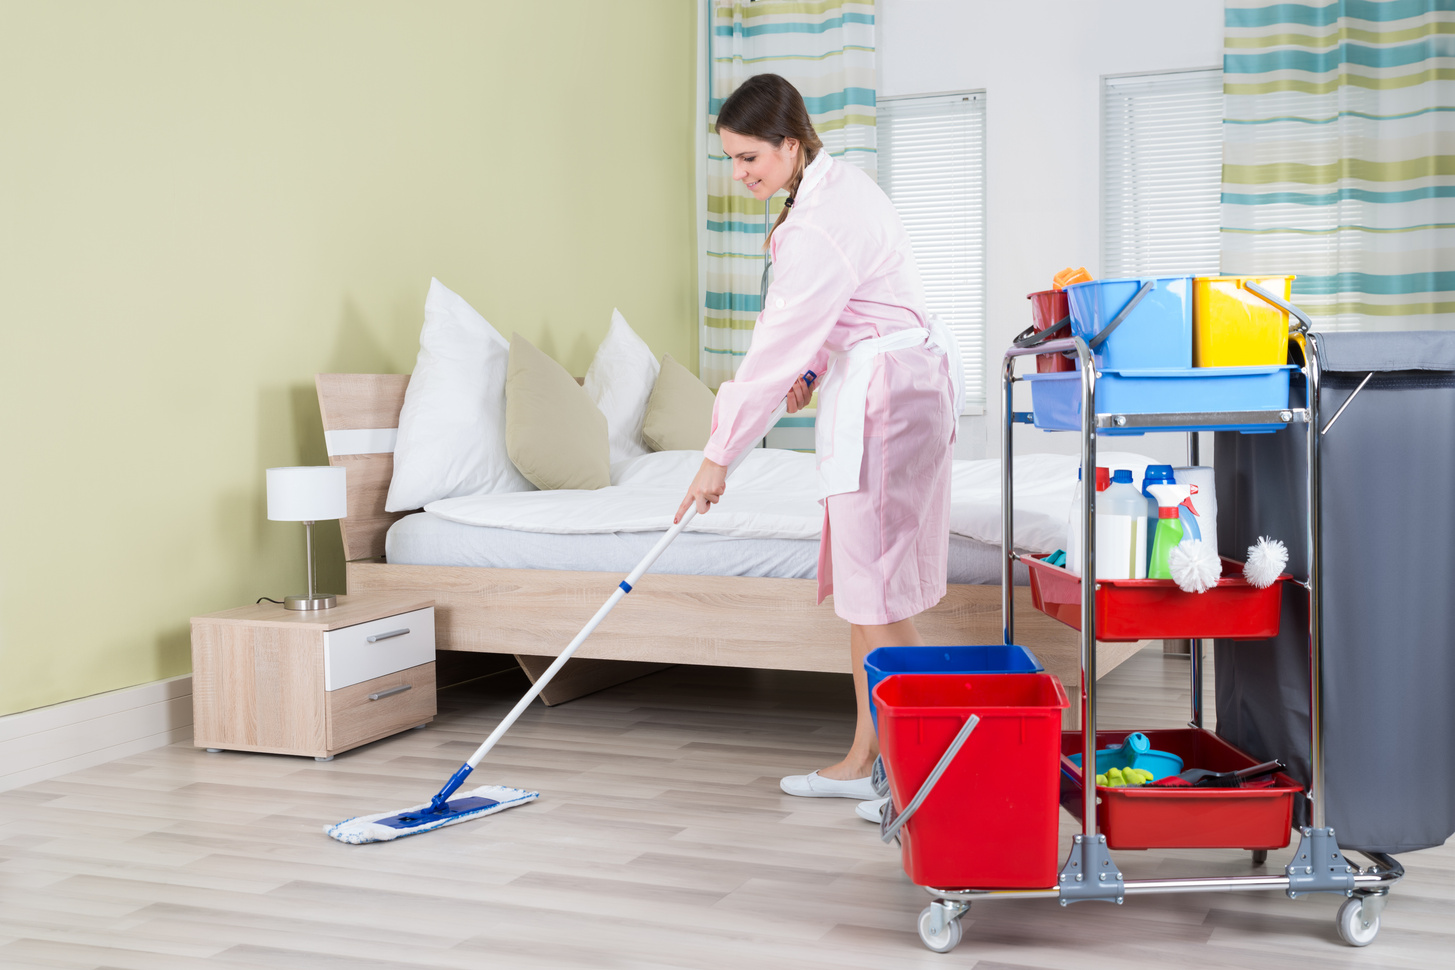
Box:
[323,607,435,690]
[326,662,436,752]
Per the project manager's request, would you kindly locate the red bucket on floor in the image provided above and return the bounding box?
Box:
[1027,289,1076,373]
[875,673,1069,889]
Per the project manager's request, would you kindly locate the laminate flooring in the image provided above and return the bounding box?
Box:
[2,650,1451,969]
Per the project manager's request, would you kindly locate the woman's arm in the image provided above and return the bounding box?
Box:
[702,221,859,468]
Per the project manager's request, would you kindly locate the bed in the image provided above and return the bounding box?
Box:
[317,372,1152,719]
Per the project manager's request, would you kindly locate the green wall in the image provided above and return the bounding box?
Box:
[0,1,699,717]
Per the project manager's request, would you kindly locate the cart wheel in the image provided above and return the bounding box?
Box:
[1336,896,1381,947]
[917,905,964,953]
[1251,849,1268,865]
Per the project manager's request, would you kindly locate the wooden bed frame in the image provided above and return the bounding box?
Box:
[316,373,1147,716]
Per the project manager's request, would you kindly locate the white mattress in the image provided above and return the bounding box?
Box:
[385,511,1031,586]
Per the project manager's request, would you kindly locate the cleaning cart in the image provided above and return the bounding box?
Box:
[890,282,1405,953]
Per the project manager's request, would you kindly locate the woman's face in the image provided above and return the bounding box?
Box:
[720,129,799,201]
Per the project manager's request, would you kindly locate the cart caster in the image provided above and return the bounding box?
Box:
[918,903,965,953]
[1336,895,1382,947]
[1251,849,1268,865]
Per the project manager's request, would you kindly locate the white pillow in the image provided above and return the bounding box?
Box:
[385,278,534,512]
[583,308,661,464]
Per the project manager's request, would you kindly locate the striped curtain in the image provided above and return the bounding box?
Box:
[1221,1,1455,330]
[702,0,876,387]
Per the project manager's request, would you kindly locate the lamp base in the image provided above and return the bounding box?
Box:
[284,594,337,611]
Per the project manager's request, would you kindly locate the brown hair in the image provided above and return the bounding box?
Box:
[715,73,822,244]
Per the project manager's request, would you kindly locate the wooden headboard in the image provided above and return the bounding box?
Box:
[315,373,410,562]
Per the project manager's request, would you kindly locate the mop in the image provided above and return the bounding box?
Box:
[326,371,816,844]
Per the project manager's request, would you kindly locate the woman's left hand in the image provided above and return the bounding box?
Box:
[675,458,728,523]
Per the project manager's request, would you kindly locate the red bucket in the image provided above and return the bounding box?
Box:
[1027,289,1076,373]
[875,673,1069,888]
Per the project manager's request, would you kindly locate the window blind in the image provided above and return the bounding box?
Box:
[878,91,986,412]
[1102,69,1223,278]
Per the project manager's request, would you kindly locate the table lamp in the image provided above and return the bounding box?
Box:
[266,465,347,610]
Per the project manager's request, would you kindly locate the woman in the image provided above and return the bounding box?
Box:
[676,74,958,817]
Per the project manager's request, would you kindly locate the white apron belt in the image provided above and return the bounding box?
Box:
[814,319,960,499]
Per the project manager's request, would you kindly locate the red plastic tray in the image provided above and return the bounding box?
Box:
[1026,555,1286,642]
[1059,729,1303,850]
[876,673,1069,889]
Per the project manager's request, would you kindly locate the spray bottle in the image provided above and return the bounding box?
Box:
[1146,483,1201,579]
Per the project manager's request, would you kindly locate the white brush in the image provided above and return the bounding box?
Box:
[1168,539,1221,593]
[1243,536,1288,589]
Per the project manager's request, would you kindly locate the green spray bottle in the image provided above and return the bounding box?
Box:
[1146,483,1199,580]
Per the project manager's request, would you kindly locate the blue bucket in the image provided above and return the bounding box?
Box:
[1065,276,1193,370]
[865,644,1044,731]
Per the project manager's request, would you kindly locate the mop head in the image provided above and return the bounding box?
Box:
[324,785,539,844]
[1243,536,1288,589]
[1168,539,1221,593]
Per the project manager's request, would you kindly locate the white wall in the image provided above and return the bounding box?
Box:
[879,0,1223,463]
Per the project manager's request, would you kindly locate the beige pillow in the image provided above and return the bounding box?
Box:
[504,333,610,489]
[641,353,716,451]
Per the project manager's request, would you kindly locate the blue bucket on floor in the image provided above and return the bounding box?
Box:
[865,644,1044,731]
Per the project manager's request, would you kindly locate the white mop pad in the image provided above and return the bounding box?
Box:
[324,785,539,844]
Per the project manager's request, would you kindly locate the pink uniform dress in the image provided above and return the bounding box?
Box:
[703,151,956,626]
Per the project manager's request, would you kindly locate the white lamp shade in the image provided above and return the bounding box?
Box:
[266,466,348,521]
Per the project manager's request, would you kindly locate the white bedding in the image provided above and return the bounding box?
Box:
[424,449,1158,555]
[386,512,1031,586]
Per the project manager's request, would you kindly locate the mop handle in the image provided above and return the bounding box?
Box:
[429,371,817,810]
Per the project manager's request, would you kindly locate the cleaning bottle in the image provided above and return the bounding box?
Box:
[1141,465,1175,562]
[1065,467,1109,577]
[1104,469,1149,578]
[1146,483,1199,579]
[1173,466,1217,558]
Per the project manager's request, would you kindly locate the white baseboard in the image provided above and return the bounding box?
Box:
[0,675,193,792]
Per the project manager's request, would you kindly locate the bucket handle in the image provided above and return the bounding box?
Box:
[1012,315,1072,350]
[1086,281,1154,351]
[879,714,981,845]
[1245,280,1313,335]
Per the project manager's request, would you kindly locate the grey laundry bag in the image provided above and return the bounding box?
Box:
[1213,331,1455,855]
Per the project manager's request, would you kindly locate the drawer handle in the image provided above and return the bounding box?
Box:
[368,684,413,701]
[366,628,410,643]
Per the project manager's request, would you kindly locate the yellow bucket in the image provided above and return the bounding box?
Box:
[1192,275,1295,367]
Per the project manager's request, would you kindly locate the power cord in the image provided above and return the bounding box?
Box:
[257,596,284,605]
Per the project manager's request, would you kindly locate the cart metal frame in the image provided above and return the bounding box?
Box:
[910,309,1404,953]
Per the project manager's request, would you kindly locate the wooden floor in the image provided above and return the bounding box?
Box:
[2,650,1451,968]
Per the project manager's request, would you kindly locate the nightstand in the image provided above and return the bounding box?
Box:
[191,593,436,760]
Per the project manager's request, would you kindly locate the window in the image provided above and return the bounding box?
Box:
[878,91,987,412]
[1102,69,1223,277]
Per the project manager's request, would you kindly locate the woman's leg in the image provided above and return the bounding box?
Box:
[819,617,925,780]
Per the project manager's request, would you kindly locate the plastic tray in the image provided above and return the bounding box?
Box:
[1022,365,1295,435]
[1059,728,1303,850]
[1025,555,1286,642]
[865,644,1044,730]
[1064,276,1193,370]
[876,673,1069,889]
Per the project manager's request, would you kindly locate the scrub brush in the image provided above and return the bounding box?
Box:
[1168,539,1221,593]
[1243,536,1288,589]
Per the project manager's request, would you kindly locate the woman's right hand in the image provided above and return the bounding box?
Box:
[675,458,728,524]
[785,376,812,414]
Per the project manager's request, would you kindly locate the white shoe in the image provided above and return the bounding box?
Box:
[855,797,890,823]
[779,771,876,799]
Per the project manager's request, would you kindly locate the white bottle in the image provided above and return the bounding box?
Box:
[1103,469,1150,579]
[1066,467,1110,577]
[1173,466,1218,559]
